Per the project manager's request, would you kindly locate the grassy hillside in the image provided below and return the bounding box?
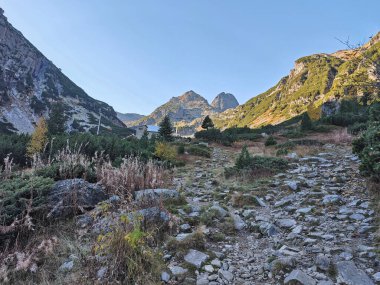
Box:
[214,33,380,129]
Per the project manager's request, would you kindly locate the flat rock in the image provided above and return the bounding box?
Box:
[336,261,374,285]
[284,269,316,285]
[184,249,209,268]
[169,265,188,276]
[277,218,297,228]
[134,189,179,202]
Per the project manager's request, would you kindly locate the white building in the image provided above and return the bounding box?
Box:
[135,125,159,139]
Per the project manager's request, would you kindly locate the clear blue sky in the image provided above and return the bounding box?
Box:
[1,1,379,114]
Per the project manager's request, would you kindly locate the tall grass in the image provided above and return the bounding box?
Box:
[97,157,167,199]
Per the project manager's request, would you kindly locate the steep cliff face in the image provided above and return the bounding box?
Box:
[0,9,124,134]
[214,32,380,129]
[211,92,239,112]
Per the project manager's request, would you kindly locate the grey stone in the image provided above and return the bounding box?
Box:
[284,269,316,285]
[336,261,374,285]
[349,213,365,221]
[210,205,228,218]
[230,213,246,230]
[286,181,300,191]
[48,179,108,219]
[322,194,342,205]
[373,272,380,282]
[204,265,214,273]
[161,271,170,282]
[97,266,108,279]
[315,254,330,271]
[277,218,297,228]
[219,270,234,282]
[59,260,74,272]
[169,265,188,276]
[196,273,209,285]
[184,249,209,268]
[134,189,179,202]
[180,223,191,232]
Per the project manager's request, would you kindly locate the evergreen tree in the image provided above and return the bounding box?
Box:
[27,117,48,157]
[47,103,67,135]
[201,115,214,129]
[158,115,174,141]
[300,113,313,131]
[235,145,252,169]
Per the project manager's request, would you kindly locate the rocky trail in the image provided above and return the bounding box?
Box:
[169,145,379,284]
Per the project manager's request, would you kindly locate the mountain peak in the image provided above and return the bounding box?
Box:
[211,92,239,112]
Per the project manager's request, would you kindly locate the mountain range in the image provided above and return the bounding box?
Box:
[0,8,125,134]
[0,6,379,136]
[126,91,239,135]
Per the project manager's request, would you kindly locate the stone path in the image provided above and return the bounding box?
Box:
[171,144,379,284]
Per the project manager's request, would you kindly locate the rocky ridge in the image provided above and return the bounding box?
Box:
[129,90,239,135]
[0,9,124,134]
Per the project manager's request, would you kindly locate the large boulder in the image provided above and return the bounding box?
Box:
[336,261,374,285]
[48,179,108,219]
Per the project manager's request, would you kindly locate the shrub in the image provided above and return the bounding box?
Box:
[154,142,177,162]
[95,218,164,284]
[187,145,211,158]
[177,144,185,155]
[300,113,313,131]
[0,176,54,226]
[235,146,252,169]
[348,122,368,135]
[194,129,233,146]
[276,148,289,156]
[353,122,380,182]
[265,136,277,146]
[0,134,29,168]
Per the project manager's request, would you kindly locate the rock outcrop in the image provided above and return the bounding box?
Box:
[0,9,125,133]
[211,92,239,112]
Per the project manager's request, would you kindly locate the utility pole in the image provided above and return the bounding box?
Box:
[97,110,102,135]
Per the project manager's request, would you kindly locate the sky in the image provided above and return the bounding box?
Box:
[0,1,379,115]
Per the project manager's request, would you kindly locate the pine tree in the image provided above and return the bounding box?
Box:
[27,117,48,157]
[300,112,313,131]
[235,145,251,169]
[158,115,174,141]
[201,115,214,129]
[47,103,67,135]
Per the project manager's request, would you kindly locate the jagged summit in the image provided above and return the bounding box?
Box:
[211,92,239,112]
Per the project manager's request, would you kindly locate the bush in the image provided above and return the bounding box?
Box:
[194,129,233,146]
[0,176,54,225]
[276,148,289,156]
[95,219,164,283]
[235,146,252,169]
[187,145,211,158]
[0,134,30,168]
[265,136,277,146]
[226,147,288,179]
[348,122,368,135]
[177,144,185,155]
[353,123,380,182]
[154,142,177,162]
[300,113,313,131]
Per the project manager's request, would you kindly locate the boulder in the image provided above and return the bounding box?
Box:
[336,261,374,285]
[184,249,209,268]
[284,269,316,285]
[48,179,108,219]
[134,189,179,202]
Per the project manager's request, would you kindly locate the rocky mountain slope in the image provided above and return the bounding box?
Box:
[214,32,380,129]
[0,8,125,134]
[211,92,239,112]
[129,90,239,135]
[116,112,144,126]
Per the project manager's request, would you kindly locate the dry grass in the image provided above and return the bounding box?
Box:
[97,157,169,199]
